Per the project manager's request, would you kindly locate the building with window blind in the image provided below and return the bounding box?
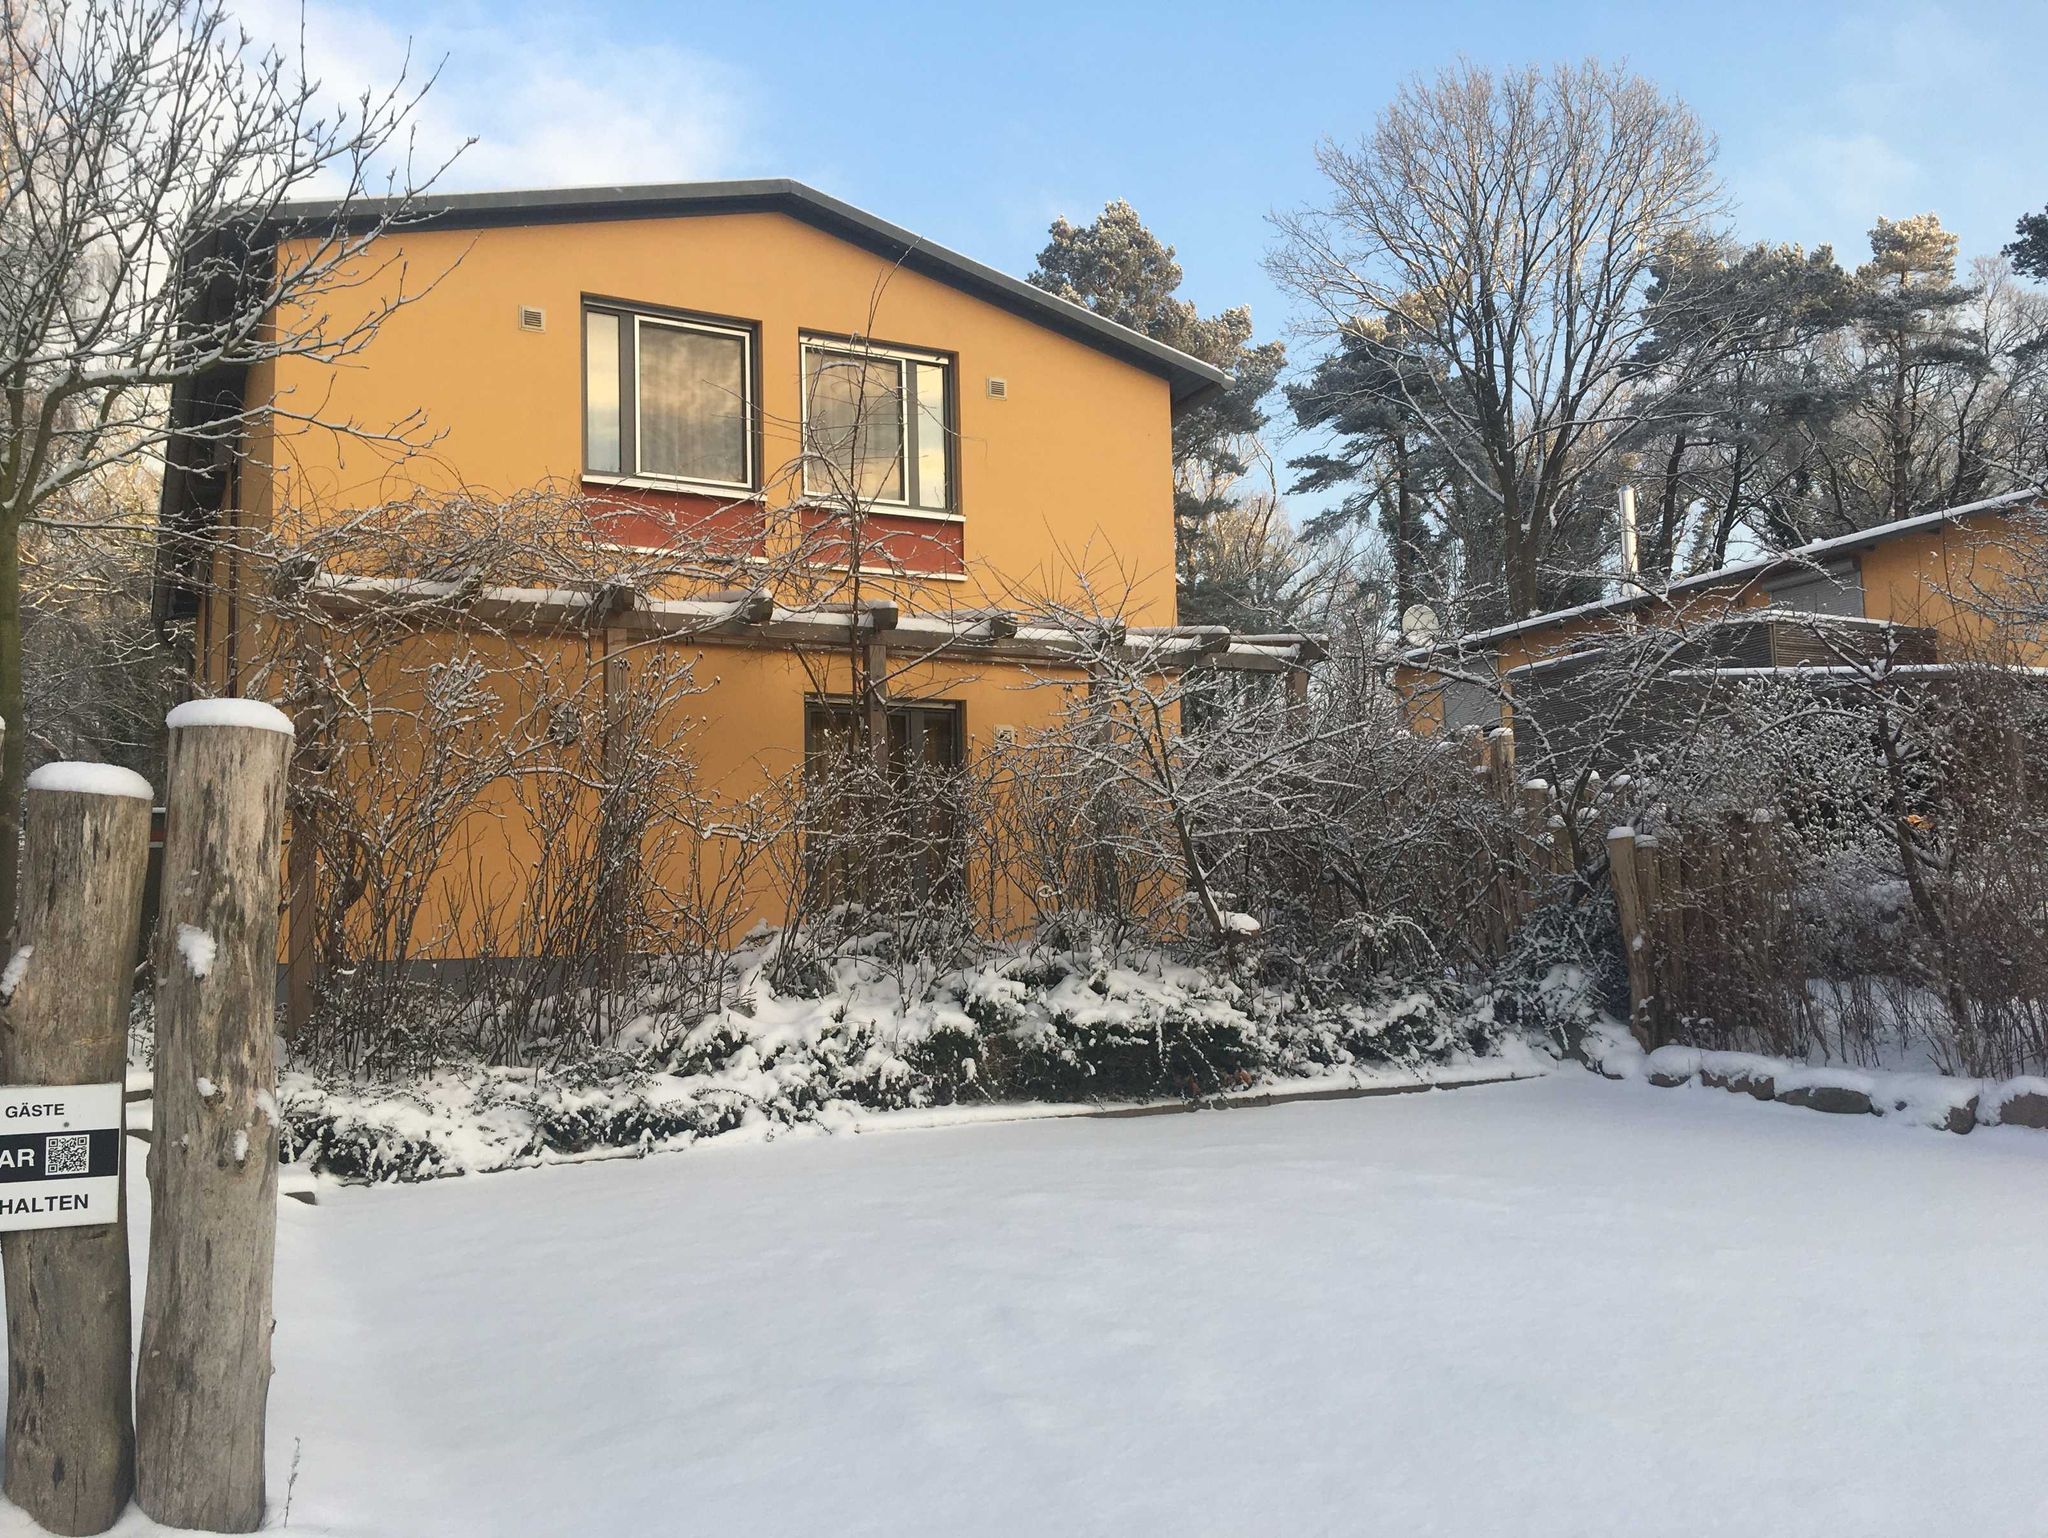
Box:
[1396,489,2048,759]
[154,181,1318,997]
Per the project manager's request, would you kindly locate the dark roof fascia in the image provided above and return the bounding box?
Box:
[264,179,1231,409]
[1403,488,2045,667]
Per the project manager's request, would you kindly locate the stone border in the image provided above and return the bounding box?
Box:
[1586,1036,2048,1135]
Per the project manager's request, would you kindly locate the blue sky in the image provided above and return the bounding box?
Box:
[254,0,2047,407]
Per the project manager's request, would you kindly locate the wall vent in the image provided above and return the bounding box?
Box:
[517,305,546,333]
[985,376,1008,400]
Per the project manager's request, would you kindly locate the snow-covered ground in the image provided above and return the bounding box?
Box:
[10,1073,2048,1536]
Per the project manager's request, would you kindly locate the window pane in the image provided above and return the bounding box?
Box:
[913,362,948,510]
[638,321,748,485]
[584,311,621,475]
[805,350,903,503]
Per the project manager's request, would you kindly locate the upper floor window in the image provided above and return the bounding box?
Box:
[585,303,754,491]
[801,339,952,512]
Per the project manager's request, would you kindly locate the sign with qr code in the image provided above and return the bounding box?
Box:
[0,1084,123,1230]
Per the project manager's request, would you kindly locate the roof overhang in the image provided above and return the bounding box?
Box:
[263,179,1231,410]
[1402,488,2046,668]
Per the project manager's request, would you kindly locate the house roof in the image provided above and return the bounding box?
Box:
[1404,487,2045,664]
[265,179,1231,408]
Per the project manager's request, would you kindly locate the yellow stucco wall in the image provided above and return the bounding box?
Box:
[213,206,1185,961]
[1398,506,2048,733]
[1855,511,2047,663]
[251,209,1179,621]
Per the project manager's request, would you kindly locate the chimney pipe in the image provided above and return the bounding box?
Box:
[1618,484,1640,585]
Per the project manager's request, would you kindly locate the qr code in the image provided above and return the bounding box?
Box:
[43,1135,88,1178]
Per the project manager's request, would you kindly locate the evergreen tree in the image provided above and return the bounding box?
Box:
[1848,214,1982,523]
[1627,236,1860,566]
[1027,202,1285,609]
[1286,313,1462,626]
[2004,206,2048,281]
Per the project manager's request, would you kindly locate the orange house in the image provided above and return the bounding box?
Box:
[154,181,1317,991]
[1398,490,2048,744]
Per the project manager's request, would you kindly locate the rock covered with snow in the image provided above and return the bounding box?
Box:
[1981,1076,2048,1130]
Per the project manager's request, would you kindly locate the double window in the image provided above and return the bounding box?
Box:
[584,305,755,490]
[803,700,965,904]
[581,303,957,516]
[801,340,952,512]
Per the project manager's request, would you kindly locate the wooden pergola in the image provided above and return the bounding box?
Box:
[278,571,1326,1031]
[301,569,1327,740]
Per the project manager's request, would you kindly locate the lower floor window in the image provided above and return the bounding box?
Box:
[802,700,964,905]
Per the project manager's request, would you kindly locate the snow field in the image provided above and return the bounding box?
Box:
[8,1072,2042,1536]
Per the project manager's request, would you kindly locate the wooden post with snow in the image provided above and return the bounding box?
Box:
[0,759,152,1536]
[135,701,294,1534]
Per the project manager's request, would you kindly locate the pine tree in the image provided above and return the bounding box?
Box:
[1627,236,1860,565]
[1027,202,1285,612]
[1847,215,1979,521]
[2004,207,2048,281]
[1286,313,1459,626]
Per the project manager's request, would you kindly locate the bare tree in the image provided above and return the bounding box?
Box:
[0,0,451,925]
[1270,60,1725,619]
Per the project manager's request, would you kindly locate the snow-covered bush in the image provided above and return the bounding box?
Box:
[1576,639,2048,1076]
[274,935,1535,1181]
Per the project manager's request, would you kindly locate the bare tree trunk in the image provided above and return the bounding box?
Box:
[0,757,150,1537]
[1650,433,1687,580]
[135,707,293,1533]
[1392,432,1418,619]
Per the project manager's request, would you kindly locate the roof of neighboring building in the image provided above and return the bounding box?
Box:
[1404,487,2045,664]
[264,179,1231,408]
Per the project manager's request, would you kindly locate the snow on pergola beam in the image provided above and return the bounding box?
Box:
[299,573,1326,675]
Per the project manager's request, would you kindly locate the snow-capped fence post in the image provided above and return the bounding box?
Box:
[135,701,295,1534]
[0,761,153,1536]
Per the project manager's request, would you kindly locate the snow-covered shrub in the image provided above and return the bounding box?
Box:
[1583,643,2048,1076]
[275,936,1532,1181]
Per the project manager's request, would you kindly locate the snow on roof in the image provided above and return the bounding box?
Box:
[167,698,296,736]
[25,762,153,800]
[1405,487,2044,664]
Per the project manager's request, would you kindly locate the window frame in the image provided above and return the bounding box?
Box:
[798,333,959,519]
[802,696,967,904]
[1763,557,1865,619]
[582,297,761,496]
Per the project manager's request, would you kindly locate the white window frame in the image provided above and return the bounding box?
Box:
[799,337,955,517]
[583,303,757,495]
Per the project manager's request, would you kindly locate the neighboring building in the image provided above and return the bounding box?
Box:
[1398,490,2048,758]
[152,181,1316,993]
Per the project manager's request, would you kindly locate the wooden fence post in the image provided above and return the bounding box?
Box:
[135,701,294,1534]
[1,761,151,1536]
[1656,834,1688,1033]
[1606,827,1656,1049]
[1634,834,1665,1045]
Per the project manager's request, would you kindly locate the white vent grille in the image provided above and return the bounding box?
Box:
[517,305,546,333]
[985,376,1008,400]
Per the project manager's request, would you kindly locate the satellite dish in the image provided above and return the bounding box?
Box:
[1401,603,1442,645]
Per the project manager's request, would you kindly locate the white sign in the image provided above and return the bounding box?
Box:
[0,1083,123,1230]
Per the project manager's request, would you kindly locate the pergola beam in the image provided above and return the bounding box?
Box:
[304,573,1324,676]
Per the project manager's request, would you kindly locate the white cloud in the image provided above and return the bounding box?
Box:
[232,0,754,193]
[1726,1,2028,260]
[1736,132,1921,257]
